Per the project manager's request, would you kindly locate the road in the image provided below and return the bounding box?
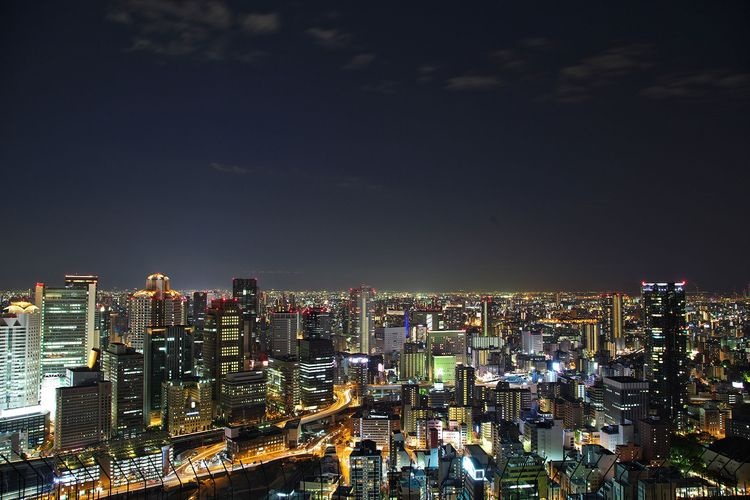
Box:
[82,385,354,498]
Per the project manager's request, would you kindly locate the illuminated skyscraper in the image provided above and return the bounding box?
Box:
[233,278,258,356]
[36,276,97,377]
[455,364,475,407]
[102,342,144,437]
[220,370,266,424]
[603,293,624,343]
[481,297,492,337]
[143,325,194,423]
[350,286,375,354]
[55,366,111,451]
[203,299,243,400]
[128,273,186,352]
[271,311,301,358]
[266,356,299,415]
[642,281,688,428]
[0,302,41,409]
[191,292,208,331]
[350,439,382,500]
[299,338,334,409]
[581,323,601,354]
[302,307,332,340]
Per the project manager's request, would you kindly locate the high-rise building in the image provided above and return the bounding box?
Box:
[638,416,670,461]
[220,370,266,424]
[349,354,369,403]
[161,376,212,436]
[63,274,99,353]
[55,367,111,451]
[191,292,208,331]
[36,277,97,377]
[96,305,113,349]
[0,302,41,410]
[266,356,300,415]
[299,338,334,409]
[493,386,531,422]
[102,342,144,437]
[581,323,601,354]
[128,273,186,352]
[521,331,543,355]
[350,286,375,355]
[143,325,194,423]
[350,439,382,500]
[603,376,650,426]
[481,297,492,337]
[603,293,624,343]
[270,311,301,358]
[233,278,258,357]
[302,307,332,340]
[400,342,426,381]
[455,364,475,407]
[401,384,420,433]
[426,330,468,380]
[203,299,243,400]
[642,281,688,428]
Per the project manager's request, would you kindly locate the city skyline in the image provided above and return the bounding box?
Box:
[2,1,749,292]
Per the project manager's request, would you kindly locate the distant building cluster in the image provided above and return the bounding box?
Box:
[1,275,749,498]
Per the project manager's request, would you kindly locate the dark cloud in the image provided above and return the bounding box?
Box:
[417,64,438,83]
[642,70,750,100]
[445,75,500,91]
[554,43,653,103]
[343,53,376,70]
[211,162,247,175]
[305,26,352,49]
[362,80,397,94]
[240,12,280,35]
[108,0,278,61]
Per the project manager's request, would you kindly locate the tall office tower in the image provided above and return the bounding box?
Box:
[350,286,375,355]
[642,281,688,428]
[128,273,186,352]
[96,305,112,349]
[233,278,259,357]
[426,330,468,381]
[299,338,335,409]
[455,364,475,407]
[63,274,99,352]
[302,307,332,340]
[143,325,194,423]
[350,439,382,500]
[581,323,601,354]
[521,331,543,355]
[401,384,420,433]
[203,299,243,400]
[191,292,208,330]
[0,302,41,409]
[102,342,144,437]
[603,293,624,344]
[493,386,532,421]
[603,376,650,425]
[266,356,300,415]
[638,416,670,461]
[271,311,301,358]
[400,342,426,381]
[161,376,213,436]
[54,367,111,451]
[481,297,492,337]
[36,277,97,378]
[192,291,207,365]
[349,354,370,403]
[220,370,266,425]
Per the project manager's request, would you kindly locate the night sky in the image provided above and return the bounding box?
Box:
[2,1,749,292]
